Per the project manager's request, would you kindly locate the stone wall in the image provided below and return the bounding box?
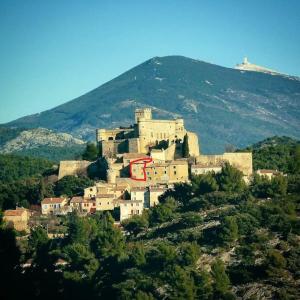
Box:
[195,152,253,176]
[187,131,200,157]
[101,140,128,157]
[128,138,140,153]
[138,118,185,153]
[58,160,92,179]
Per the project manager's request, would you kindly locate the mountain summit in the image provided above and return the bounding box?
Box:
[235,57,282,75]
[5,55,300,153]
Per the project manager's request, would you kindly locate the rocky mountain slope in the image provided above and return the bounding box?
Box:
[0,127,85,161]
[5,56,300,153]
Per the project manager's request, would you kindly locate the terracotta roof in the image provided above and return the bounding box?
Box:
[119,200,143,204]
[42,197,66,204]
[123,153,150,159]
[131,187,147,192]
[70,197,84,203]
[150,187,166,192]
[96,194,114,198]
[4,209,27,217]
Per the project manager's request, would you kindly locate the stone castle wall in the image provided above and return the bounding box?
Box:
[187,131,200,157]
[138,118,185,153]
[196,152,253,176]
[58,160,92,179]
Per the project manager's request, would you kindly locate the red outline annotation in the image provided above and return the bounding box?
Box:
[129,157,153,181]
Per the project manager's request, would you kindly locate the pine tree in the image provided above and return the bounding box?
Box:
[182,134,189,158]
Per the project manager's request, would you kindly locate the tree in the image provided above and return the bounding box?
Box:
[67,212,98,245]
[179,242,200,266]
[219,216,239,247]
[211,259,231,298]
[265,249,287,278]
[54,175,94,197]
[160,183,192,206]
[288,145,300,174]
[193,270,213,300]
[82,142,98,161]
[122,213,149,235]
[192,173,219,195]
[28,226,49,256]
[149,197,178,225]
[0,214,21,299]
[182,134,189,158]
[63,243,99,282]
[216,163,245,193]
[165,265,196,300]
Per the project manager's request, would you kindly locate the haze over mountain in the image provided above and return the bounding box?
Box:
[5,56,300,153]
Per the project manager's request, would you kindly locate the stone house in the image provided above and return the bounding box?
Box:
[96,194,115,211]
[256,169,284,179]
[148,186,166,207]
[3,207,30,232]
[41,197,68,215]
[191,164,222,175]
[70,196,96,213]
[119,200,144,222]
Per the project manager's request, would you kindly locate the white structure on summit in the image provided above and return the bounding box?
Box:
[235,57,280,75]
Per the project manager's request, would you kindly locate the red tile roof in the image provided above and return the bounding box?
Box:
[42,197,66,204]
[123,153,150,159]
[4,209,27,217]
[97,194,114,198]
[70,197,84,203]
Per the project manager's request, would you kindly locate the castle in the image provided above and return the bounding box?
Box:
[96,108,200,158]
[56,107,252,220]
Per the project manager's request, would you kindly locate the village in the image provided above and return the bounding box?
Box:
[3,108,283,234]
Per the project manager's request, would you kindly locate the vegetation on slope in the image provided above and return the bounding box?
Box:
[239,136,300,172]
[0,137,299,299]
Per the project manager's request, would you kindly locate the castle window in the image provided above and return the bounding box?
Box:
[174,171,177,175]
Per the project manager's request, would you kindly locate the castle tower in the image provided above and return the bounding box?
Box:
[135,108,152,123]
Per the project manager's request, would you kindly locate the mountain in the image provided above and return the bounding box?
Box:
[0,127,85,161]
[5,56,300,153]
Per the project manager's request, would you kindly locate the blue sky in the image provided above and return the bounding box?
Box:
[0,0,299,123]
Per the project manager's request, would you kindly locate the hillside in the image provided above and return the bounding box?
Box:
[239,136,300,172]
[0,127,85,161]
[5,56,300,153]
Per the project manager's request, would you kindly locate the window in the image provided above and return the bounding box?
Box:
[90,188,93,191]
[174,171,177,175]
[131,203,134,207]
[164,171,167,174]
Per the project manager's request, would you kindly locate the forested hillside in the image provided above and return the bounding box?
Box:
[0,137,300,299]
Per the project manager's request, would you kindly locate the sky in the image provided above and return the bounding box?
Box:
[0,0,299,123]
